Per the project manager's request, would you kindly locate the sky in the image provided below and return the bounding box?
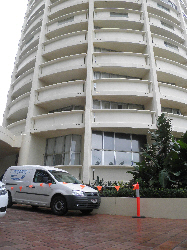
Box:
[0,1,28,125]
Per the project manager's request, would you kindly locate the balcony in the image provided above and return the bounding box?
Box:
[7,93,30,121]
[7,119,26,136]
[42,30,88,60]
[93,78,152,104]
[12,70,34,99]
[20,31,40,56]
[149,14,185,43]
[49,0,89,20]
[152,34,187,64]
[39,53,87,84]
[93,52,149,78]
[94,29,146,53]
[35,80,86,110]
[159,82,187,105]
[155,56,187,87]
[92,109,156,130]
[94,0,142,10]
[31,111,84,134]
[46,11,88,39]
[94,8,144,30]
[26,0,44,22]
[147,0,180,24]
[163,113,187,134]
[16,49,37,76]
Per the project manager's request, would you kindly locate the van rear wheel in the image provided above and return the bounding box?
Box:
[51,196,67,216]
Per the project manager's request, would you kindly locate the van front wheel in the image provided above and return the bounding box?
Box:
[51,196,67,216]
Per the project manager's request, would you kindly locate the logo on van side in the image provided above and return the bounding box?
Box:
[10,170,29,181]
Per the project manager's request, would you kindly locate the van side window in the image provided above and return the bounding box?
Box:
[33,170,55,184]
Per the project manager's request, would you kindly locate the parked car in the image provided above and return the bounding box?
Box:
[0,181,8,217]
[2,165,101,215]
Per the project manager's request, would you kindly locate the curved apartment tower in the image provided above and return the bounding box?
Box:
[1,0,187,183]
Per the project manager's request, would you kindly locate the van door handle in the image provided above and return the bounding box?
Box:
[26,185,35,188]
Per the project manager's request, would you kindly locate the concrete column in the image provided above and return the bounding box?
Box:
[82,0,94,184]
[141,1,161,122]
[18,0,50,165]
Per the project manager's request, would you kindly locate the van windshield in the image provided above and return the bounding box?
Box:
[49,170,81,184]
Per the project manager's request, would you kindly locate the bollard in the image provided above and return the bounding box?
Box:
[132,182,145,218]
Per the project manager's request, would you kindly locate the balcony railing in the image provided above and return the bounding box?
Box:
[31,111,84,133]
[92,109,156,129]
[36,80,86,108]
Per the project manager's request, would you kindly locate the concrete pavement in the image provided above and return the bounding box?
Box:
[0,204,187,249]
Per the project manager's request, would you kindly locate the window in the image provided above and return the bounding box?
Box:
[161,0,177,10]
[110,12,128,17]
[33,170,55,184]
[45,135,82,166]
[161,21,174,30]
[162,107,181,115]
[49,105,84,113]
[92,131,146,166]
[94,71,142,80]
[164,41,178,50]
[58,16,74,25]
[93,100,144,110]
[157,3,170,12]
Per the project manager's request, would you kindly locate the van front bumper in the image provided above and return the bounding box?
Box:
[65,195,101,210]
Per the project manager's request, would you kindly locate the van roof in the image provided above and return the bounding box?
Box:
[8,165,67,172]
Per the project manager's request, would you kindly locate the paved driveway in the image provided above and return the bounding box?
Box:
[0,204,187,249]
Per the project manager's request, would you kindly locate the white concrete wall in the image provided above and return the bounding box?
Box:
[96,197,187,219]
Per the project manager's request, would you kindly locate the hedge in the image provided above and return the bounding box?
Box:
[95,187,187,198]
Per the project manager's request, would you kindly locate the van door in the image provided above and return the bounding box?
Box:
[28,169,55,206]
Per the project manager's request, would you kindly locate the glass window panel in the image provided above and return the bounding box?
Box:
[64,153,70,165]
[104,151,114,165]
[65,135,71,152]
[74,106,83,110]
[92,150,102,165]
[71,135,81,152]
[55,137,65,154]
[46,138,55,155]
[94,72,101,79]
[93,100,101,109]
[132,135,146,152]
[116,152,126,165]
[122,103,128,109]
[45,155,53,166]
[123,152,132,165]
[71,153,80,165]
[102,101,110,109]
[102,73,110,78]
[128,104,144,110]
[104,132,114,150]
[92,131,102,149]
[111,102,118,109]
[115,133,131,151]
[132,153,141,165]
[54,154,62,165]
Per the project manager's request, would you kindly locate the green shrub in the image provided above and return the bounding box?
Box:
[97,187,187,198]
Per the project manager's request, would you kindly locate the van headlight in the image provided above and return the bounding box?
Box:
[72,190,85,197]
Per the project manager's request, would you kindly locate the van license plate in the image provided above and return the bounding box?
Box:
[91,199,97,203]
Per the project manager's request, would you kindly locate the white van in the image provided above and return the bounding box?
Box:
[0,181,8,217]
[2,165,101,215]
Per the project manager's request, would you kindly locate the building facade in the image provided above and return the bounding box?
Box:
[1,0,187,184]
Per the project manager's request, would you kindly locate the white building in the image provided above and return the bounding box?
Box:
[0,0,187,184]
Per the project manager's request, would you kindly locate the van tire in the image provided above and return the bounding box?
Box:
[7,191,13,208]
[51,196,67,216]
